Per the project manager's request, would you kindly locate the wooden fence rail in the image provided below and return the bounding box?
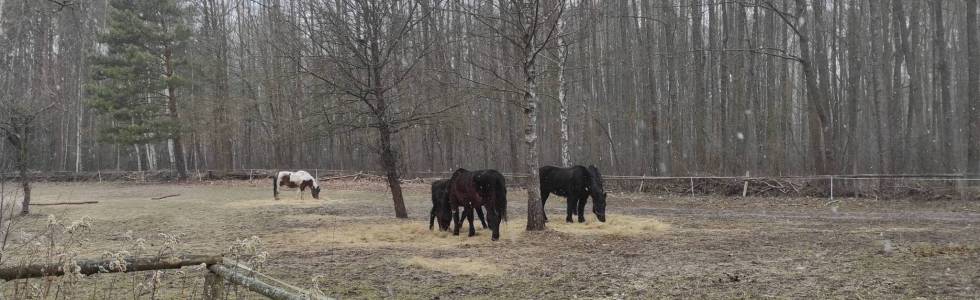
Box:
[0,254,331,300]
[0,254,221,281]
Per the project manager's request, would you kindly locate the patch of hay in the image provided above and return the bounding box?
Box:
[402,256,505,277]
[269,220,524,249]
[268,214,668,250]
[548,214,670,237]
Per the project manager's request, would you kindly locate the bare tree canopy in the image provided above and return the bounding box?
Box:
[2,0,980,215]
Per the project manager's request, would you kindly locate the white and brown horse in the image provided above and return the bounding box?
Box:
[273,170,322,200]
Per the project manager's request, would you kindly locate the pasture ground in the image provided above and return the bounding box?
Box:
[6,180,980,299]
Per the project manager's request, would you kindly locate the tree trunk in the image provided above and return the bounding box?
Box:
[794,0,830,174]
[369,26,408,218]
[17,137,30,215]
[690,0,707,170]
[557,12,570,167]
[968,0,979,174]
[524,38,545,231]
[164,46,188,181]
[929,0,950,171]
[379,125,408,219]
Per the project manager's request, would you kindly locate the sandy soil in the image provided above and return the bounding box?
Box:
[4,180,979,299]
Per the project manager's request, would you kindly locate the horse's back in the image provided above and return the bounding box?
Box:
[293,170,313,180]
[432,179,450,203]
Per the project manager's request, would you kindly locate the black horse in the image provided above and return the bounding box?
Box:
[446,168,508,240]
[540,165,607,223]
[430,179,487,231]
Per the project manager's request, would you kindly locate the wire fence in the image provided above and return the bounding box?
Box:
[2,169,978,201]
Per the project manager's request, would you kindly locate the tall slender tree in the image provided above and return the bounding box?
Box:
[88,0,190,180]
[968,0,979,174]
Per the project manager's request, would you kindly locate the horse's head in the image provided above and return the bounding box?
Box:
[435,208,451,231]
[593,192,607,222]
[588,165,607,222]
[432,197,452,231]
[311,185,322,199]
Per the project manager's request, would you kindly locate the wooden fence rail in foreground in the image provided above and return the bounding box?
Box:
[0,254,221,281]
[0,255,331,300]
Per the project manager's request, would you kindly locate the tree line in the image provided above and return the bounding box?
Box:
[2,0,979,192]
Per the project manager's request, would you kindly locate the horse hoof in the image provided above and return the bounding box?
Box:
[491,236,499,241]
[578,218,586,223]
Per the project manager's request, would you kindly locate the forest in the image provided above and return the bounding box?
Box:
[1,0,979,179]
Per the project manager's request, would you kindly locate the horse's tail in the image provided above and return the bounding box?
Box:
[494,172,507,222]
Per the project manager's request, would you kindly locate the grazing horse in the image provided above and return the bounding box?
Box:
[274,170,322,200]
[539,165,607,223]
[447,169,507,241]
[430,179,487,231]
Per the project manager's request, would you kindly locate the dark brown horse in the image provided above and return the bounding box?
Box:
[430,179,486,231]
[446,169,507,241]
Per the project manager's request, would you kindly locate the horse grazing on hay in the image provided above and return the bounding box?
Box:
[274,170,322,200]
[430,179,487,231]
[540,165,607,223]
[446,169,507,240]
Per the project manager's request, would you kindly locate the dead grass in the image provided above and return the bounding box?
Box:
[402,256,505,277]
[12,181,980,299]
[910,242,979,257]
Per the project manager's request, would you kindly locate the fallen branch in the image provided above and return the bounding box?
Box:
[151,194,180,200]
[209,259,333,300]
[0,254,221,280]
[30,201,99,206]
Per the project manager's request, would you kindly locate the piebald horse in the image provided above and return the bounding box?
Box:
[274,170,322,200]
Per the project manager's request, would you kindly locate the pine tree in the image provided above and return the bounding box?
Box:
[88,0,190,179]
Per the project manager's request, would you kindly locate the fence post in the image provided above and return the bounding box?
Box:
[829,175,834,202]
[203,271,226,300]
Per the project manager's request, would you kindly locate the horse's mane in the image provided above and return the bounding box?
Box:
[450,168,469,179]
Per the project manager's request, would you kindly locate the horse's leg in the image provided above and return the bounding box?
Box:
[540,191,550,222]
[565,195,576,223]
[452,208,462,236]
[465,205,476,237]
[488,207,501,241]
[429,206,436,231]
[577,194,588,223]
[475,206,488,229]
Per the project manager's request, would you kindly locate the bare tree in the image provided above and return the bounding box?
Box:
[298,0,446,218]
[466,0,564,231]
[0,0,64,214]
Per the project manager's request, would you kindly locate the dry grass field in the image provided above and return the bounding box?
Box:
[3,180,980,299]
